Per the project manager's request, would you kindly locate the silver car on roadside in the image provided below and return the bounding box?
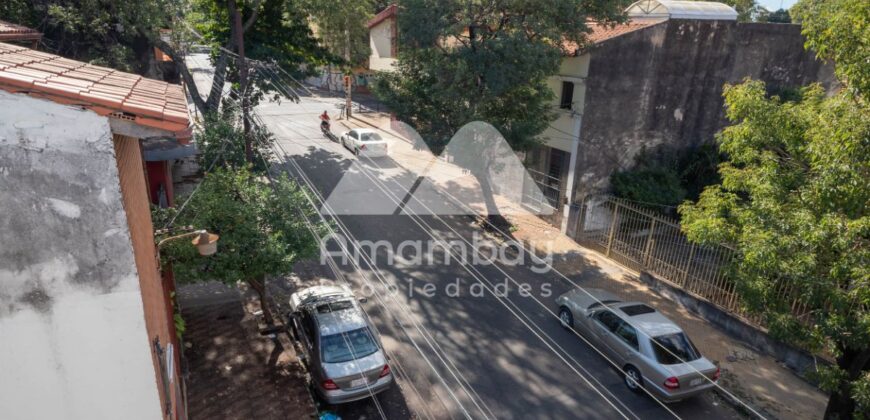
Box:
[288,285,393,404]
[556,288,720,402]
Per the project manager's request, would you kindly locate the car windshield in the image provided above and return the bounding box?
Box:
[320,327,379,363]
[652,332,701,365]
[360,133,383,142]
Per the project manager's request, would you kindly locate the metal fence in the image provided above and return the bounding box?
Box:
[576,195,765,324]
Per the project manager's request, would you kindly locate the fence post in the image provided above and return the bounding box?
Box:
[606,202,620,257]
[643,219,656,267]
[682,244,696,286]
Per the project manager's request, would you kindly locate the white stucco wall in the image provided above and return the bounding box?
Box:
[543,54,590,152]
[369,19,397,72]
[0,90,161,420]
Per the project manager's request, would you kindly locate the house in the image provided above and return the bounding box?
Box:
[0,42,191,420]
[0,20,42,48]
[529,0,835,234]
[367,4,398,72]
[367,1,835,234]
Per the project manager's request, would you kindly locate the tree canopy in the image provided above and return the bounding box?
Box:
[5,0,176,73]
[154,166,325,323]
[680,1,870,416]
[299,0,376,67]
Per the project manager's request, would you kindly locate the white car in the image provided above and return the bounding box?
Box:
[340,128,389,157]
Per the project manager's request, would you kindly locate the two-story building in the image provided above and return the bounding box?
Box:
[0,41,192,420]
[369,1,835,235]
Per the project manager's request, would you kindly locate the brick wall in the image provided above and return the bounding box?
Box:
[113,134,181,419]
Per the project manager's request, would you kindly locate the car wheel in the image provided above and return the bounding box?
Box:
[624,365,643,392]
[559,306,574,329]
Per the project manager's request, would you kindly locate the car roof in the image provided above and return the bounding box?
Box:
[610,302,682,337]
[292,284,351,305]
[315,303,369,336]
[561,287,623,309]
[351,128,377,134]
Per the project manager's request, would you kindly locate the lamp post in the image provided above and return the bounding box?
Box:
[156,229,220,269]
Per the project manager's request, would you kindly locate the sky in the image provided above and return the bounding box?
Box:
[757,0,798,11]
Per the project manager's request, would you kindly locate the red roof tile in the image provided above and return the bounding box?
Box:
[0,20,42,42]
[367,4,398,29]
[0,42,190,134]
[563,19,666,56]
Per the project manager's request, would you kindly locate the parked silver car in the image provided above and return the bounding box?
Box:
[556,288,719,402]
[288,285,393,404]
[340,128,389,157]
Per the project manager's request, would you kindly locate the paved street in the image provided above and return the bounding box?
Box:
[252,93,743,420]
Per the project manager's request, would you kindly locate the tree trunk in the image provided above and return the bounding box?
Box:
[824,346,870,419]
[153,38,207,116]
[229,0,253,164]
[475,169,512,232]
[205,50,231,113]
[247,276,274,326]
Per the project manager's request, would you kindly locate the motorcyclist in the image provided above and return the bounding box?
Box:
[319,110,330,132]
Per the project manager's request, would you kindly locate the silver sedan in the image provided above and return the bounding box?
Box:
[556,288,720,402]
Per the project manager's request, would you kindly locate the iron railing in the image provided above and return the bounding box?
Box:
[575,195,812,327]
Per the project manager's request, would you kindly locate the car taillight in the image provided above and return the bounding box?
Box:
[379,364,391,378]
[663,377,680,390]
[322,379,339,390]
[712,367,720,381]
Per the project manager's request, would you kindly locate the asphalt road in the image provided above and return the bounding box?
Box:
[255,94,742,420]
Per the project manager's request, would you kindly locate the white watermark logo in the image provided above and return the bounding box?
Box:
[320,232,554,273]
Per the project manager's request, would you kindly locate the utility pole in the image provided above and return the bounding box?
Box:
[230,0,253,164]
[344,21,352,119]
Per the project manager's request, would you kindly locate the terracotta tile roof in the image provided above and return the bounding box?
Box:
[367,4,398,29]
[0,20,42,42]
[0,42,190,135]
[563,19,666,56]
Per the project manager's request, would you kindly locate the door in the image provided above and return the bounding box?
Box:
[609,321,641,365]
[590,310,621,360]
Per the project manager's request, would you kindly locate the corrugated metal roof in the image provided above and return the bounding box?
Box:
[0,42,190,134]
[0,20,42,42]
[626,0,738,20]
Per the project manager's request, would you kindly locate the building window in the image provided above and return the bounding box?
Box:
[559,81,574,110]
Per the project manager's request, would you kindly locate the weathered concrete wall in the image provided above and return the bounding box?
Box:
[0,91,161,420]
[572,20,837,200]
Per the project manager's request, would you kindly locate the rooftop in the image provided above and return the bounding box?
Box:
[0,42,190,135]
[367,4,398,29]
[626,0,739,21]
[0,20,42,42]
[563,19,666,56]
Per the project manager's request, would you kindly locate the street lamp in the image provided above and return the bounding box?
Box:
[156,229,220,268]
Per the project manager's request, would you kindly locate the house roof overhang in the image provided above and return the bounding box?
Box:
[0,20,42,42]
[367,4,398,29]
[0,42,191,141]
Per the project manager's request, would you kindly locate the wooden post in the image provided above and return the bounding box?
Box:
[606,203,620,257]
[643,219,656,267]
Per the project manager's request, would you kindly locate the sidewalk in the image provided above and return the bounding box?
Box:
[345,112,829,420]
[178,282,316,420]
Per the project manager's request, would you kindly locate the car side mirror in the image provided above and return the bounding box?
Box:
[358,297,368,304]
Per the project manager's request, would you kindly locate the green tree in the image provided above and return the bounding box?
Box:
[8,0,177,73]
[372,0,625,228]
[154,167,326,324]
[188,0,333,113]
[681,2,870,415]
[300,0,375,68]
[196,109,273,174]
[793,0,870,98]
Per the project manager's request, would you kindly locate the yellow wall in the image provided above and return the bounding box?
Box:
[541,54,590,152]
